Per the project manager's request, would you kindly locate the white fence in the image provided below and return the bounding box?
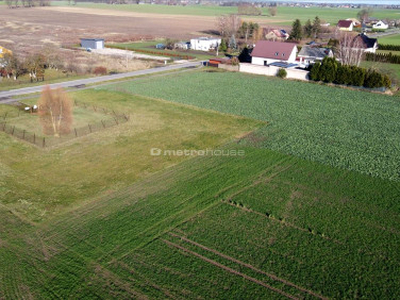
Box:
[239,63,309,81]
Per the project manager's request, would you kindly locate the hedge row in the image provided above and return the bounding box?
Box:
[365,52,400,64]
[309,57,391,88]
[378,44,400,51]
[108,45,196,60]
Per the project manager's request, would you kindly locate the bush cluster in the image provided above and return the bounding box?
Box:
[309,57,391,89]
[365,52,400,64]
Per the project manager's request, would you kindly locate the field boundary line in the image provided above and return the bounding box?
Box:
[162,239,299,300]
[168,232,327,299]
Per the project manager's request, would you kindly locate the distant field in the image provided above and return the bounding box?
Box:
[99,69,400,181]
[378,33,400,45]
[53,2,400,25]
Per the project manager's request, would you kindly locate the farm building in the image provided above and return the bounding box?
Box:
[175,41,190,50]
[337,20,354,31]
[80,38,104,50]
[251,41,298,66]
[373,21,389,30]
[190,37,221,51]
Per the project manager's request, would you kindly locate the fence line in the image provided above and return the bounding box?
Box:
[0,101,130,148]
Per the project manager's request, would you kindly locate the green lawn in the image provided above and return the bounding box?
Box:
[99,69,400,181]
[378,33,400,45]
[0,88,260,221]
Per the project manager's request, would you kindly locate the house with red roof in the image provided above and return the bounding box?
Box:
[337,20,353,31]
[264,29,289,42]
[251,41,298,66]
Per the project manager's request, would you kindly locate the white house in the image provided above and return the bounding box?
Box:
[190,37,221,51]
[373,21,389,30]
[298,46,333,68]
[337,20,354,32]
[251,41,298,66]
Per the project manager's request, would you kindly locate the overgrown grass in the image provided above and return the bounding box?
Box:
[99,69,400,181]
[0,89,261,221]
[0,69,89,91]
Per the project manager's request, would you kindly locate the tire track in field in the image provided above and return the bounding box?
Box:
[162,239,299,300]
[222,200,342,245]
[168,232,327,300]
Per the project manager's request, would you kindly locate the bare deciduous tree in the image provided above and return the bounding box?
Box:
[216,14,242,39]
[336,33,365,67]
[38,86,73,137]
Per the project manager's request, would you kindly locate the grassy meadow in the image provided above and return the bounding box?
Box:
[1,69,400,298]
[378,33,400,45]
[99,69,400,181]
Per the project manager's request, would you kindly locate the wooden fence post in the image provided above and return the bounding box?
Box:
[12,126,15,136]
[33,133,36,144]
[75,128,78,137]
[42,137,45,148]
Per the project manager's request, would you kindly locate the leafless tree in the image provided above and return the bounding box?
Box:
[336,33,364,67]
[216,14,242,39]
[38,86,73,137]
[268,6,277,17]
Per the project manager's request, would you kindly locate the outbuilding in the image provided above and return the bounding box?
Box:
[80,38,105,50]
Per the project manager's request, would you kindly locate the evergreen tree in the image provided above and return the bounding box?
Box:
[303,19,313,38]
[289,19,303,41]
[309,62,321,81]
[312,16,321,39]
[219,39,228,53]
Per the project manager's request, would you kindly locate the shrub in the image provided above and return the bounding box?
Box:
[319,57,338,83]
[309,62,321,81]
[276,68,287,79]
[364,69,384,88]
[93,66,108,75]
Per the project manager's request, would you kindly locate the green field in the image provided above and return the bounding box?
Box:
[53,2,400,25]
[99,69,400,181]
[1,69,400,298]
[378,33,400,45]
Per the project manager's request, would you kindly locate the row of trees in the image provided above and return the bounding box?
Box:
[5,0,50,8]
[1,53,46,81]
[365,52,400,65]
[289,17,322,41]
[216,15,262,51]
[310,57,391,89]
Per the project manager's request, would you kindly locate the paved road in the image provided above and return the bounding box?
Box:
[0,61,203,100]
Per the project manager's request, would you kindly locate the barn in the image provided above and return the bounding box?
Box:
[80,38,105,50]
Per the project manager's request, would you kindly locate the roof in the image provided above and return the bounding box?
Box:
[251,41,297,61]
[354,34,377,49]
[298,46,332,58]
[269,62,298,68]
[265,29,288,38]
[337,20,353,28]
[80,38,104,41]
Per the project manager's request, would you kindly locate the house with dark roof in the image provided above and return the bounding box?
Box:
[353,33,378,53]
[298,46,333,68]
[373,20,388,30]
[264,29,289,42]
[251,41,298,66]
[337,20,353,31]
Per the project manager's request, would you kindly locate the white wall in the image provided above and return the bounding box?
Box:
[240,63,309,81]
[190,39,221,51]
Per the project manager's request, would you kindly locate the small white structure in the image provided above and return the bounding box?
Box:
[373,21,389,30]
[251,41,298,66]
[337,20,354,32]
[190,37,221,51]
[80,38,105,50]
[175,41,191,50]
